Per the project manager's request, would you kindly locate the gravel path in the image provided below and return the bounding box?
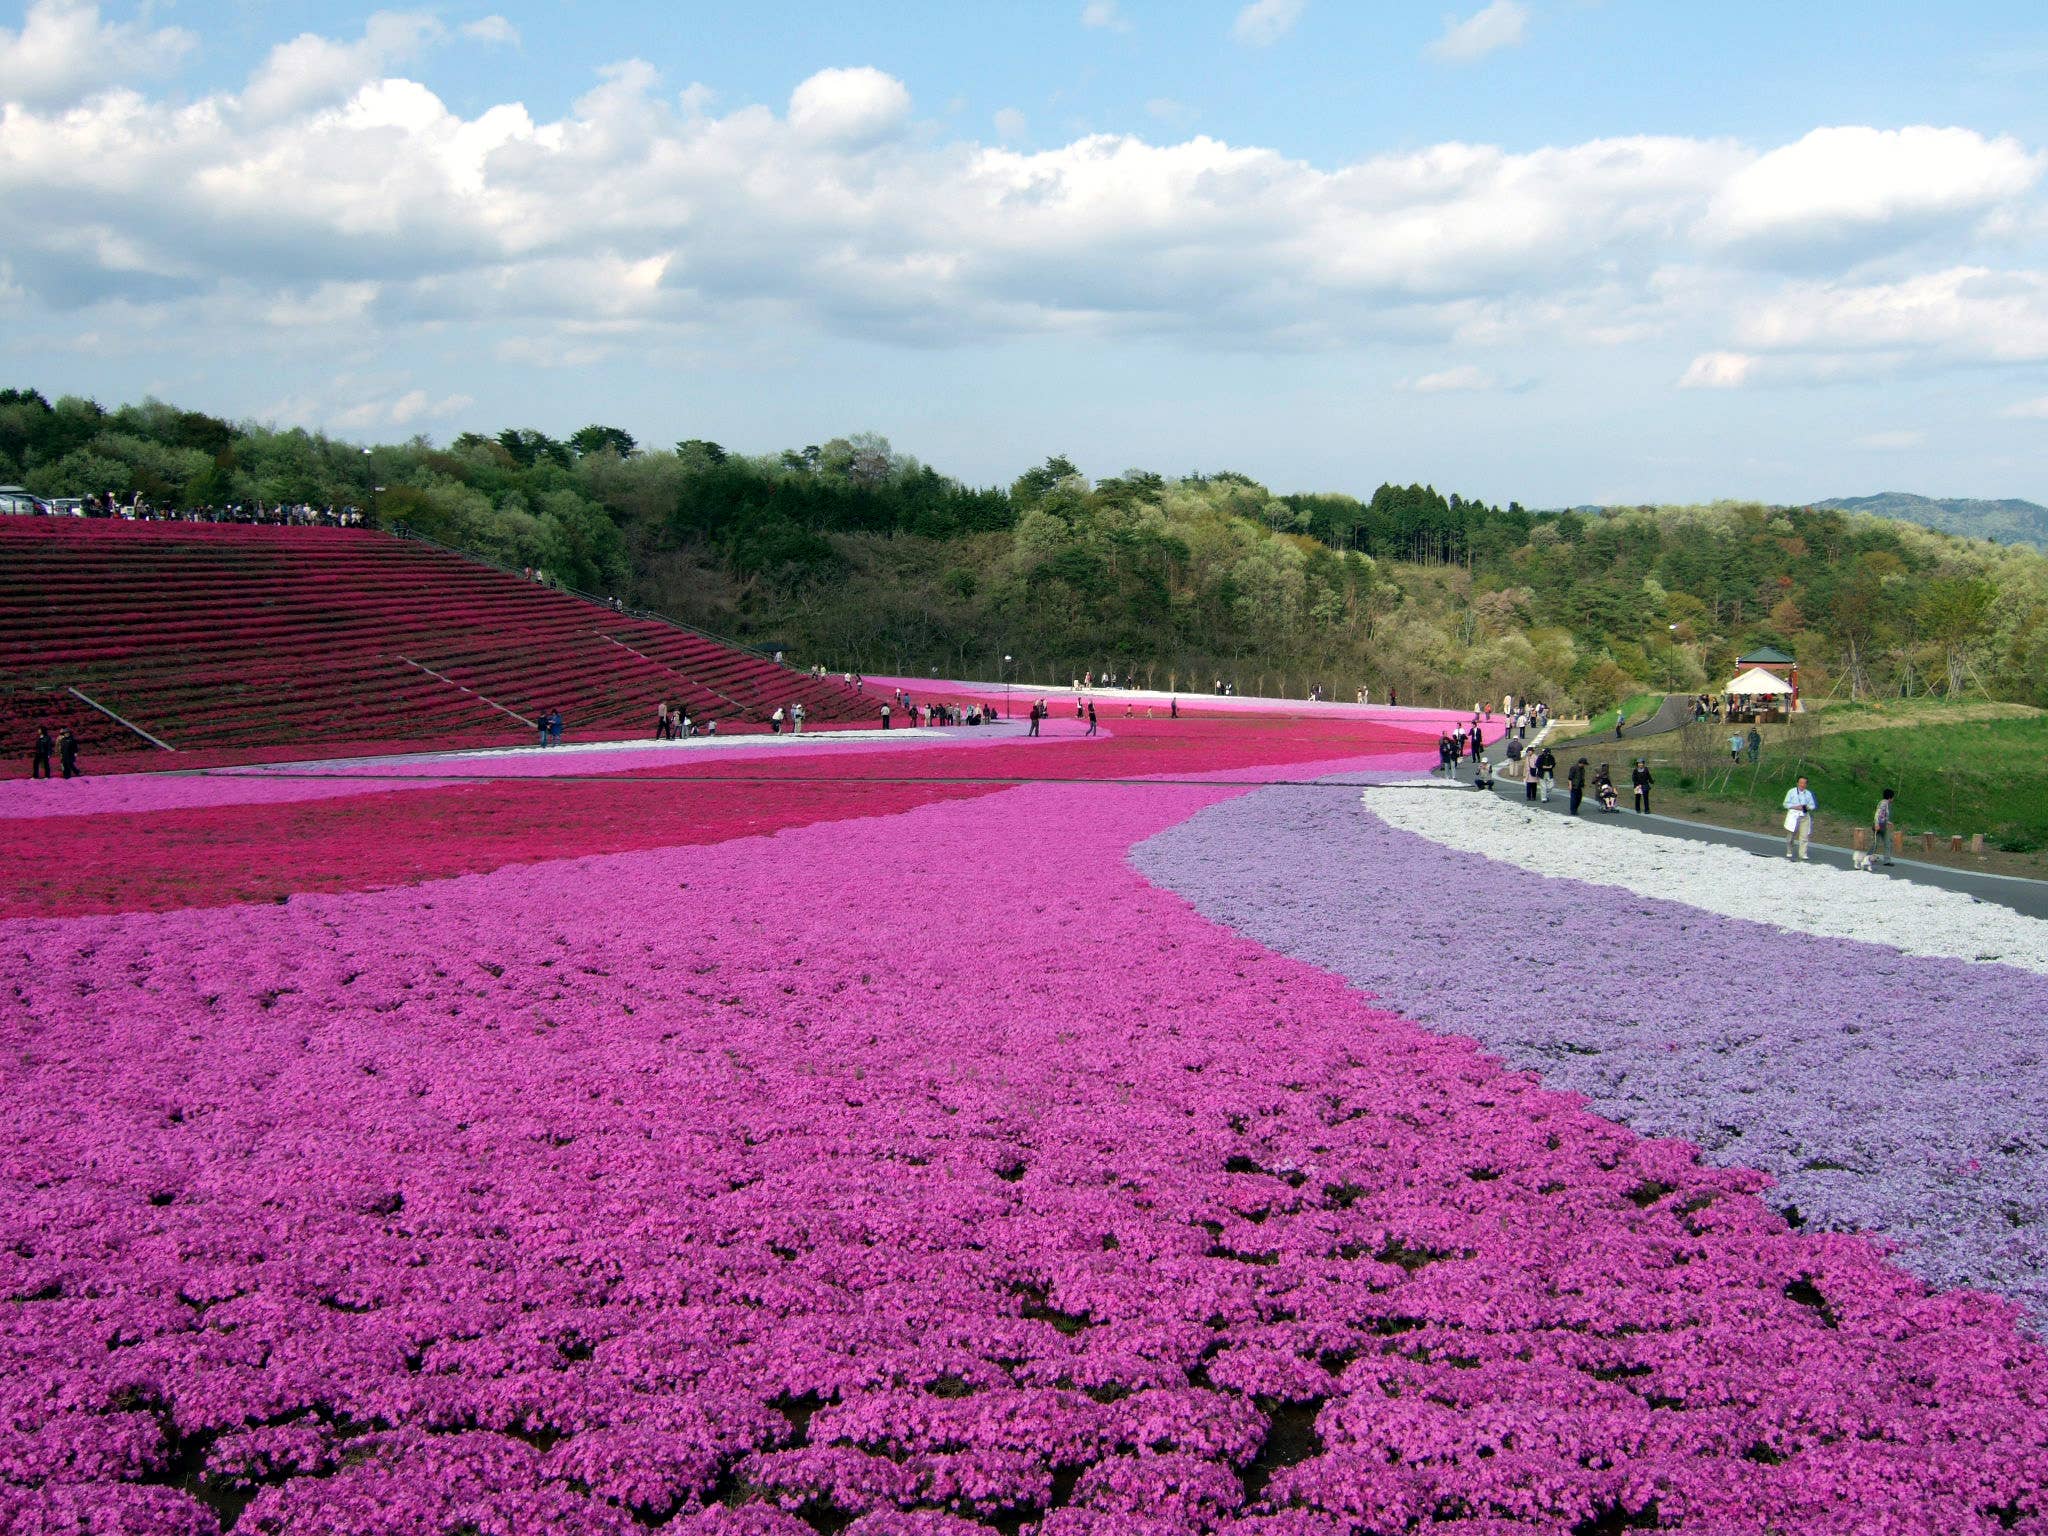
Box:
[1376,779,2048,973]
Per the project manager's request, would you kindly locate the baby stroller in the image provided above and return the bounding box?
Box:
[1595,769,1620,813]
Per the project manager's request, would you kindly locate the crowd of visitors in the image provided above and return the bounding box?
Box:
[17,493,369,526]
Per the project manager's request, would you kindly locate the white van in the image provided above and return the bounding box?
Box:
[0,486,50,516]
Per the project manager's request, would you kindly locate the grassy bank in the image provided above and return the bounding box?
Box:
[1637,705,2048,875]
[1585,693,1663,740]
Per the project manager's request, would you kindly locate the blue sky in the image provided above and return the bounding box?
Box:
[6,0,2048,505]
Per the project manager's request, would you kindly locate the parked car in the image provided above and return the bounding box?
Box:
[44,497,84,516]
[0,486,50,516]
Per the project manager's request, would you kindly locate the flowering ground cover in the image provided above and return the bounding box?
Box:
[0,716,1452,920]
[1135,781,2048,1315]
[8,714,2047,1533]
[0,726,1042,825]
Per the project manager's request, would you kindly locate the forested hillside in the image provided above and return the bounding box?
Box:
[6,387,2047,713]
[1813,493,2048,550]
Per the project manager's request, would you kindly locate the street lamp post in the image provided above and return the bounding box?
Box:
[1002,654,1013,719]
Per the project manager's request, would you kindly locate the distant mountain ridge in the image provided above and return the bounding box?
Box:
[1810,492,2048,548]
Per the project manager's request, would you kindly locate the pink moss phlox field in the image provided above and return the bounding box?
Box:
[5,779,2047,1532]
[0,725,1051,823]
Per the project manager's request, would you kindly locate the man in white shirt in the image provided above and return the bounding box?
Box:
[1783,776,1817,861]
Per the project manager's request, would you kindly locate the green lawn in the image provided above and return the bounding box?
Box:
[1668,714,2048,853]
[1585,693,1664,739]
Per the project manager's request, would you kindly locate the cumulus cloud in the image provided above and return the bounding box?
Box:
[787,65,912,146]
[244,10,445,119]
[1232,0,1306,47]
[1679,352,1757,389]
[0,15,2044,396]
[1735,267,2048,363]
[461,16,521,47]
[1701,126,2040,257]
[1081,1,1131,32]
[1428,1,1528,63]
[0,0,194,106]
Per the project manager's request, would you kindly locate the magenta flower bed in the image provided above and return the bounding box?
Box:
[5,775,2047,1533]
[0,726,1044,822]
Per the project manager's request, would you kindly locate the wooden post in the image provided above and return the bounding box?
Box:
[1950,835,1964,853]
[1971,833,1985,856]
[1852,828,1867,853]
[1892,830,1904,857]
[1921,832,1936,854]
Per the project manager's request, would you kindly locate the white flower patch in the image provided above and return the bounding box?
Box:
[1366,781,2048,975]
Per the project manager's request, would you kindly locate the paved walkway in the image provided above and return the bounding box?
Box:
[1554,692,1695,750]
[1430,757,2048,921]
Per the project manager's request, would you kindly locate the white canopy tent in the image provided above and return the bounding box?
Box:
[1725,666,1794,696]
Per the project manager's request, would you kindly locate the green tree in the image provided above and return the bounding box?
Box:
[569,425,638,458]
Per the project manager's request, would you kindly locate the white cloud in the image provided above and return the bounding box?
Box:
[1701,126,2040,256]
[2,16,2045,403]
[1679,352,1757,389]
[461,16,520,47]
[1080,1,1131,32]
[243,11,444,120]
[0,0,194,106]
[1232,0,1306,47]
[2003,396,2048,420]
[1410,364,1497,392]
[1428,1,1528,64]
[1735,268,2048,363]
[1854,429,1925,449]
[786,65,912,146]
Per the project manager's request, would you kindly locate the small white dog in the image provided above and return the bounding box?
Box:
[1851,847,1874,871]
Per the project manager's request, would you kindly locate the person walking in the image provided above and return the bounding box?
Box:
[536,711,550,748]
[1085,702,1098,736]
[1534,746,1556,802]
[1027,702,1041,737]
[1746,726,1762,764]
[655,700,669,741]
[1567,757,1588,815]
[31,726,53,780]
[880,703,891,729]
[770,707,785,734]
[1874,787,1896,866]
[57,728,79,779]
[1783,775,1817,860]
[1615,708,1627,740]
[1630,758,1653,813]
[792,702,805,734]
[1170,697,1178,719]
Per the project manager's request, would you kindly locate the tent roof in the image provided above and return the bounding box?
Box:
[1726,666,1794,695]
[1737,645,1796,665]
